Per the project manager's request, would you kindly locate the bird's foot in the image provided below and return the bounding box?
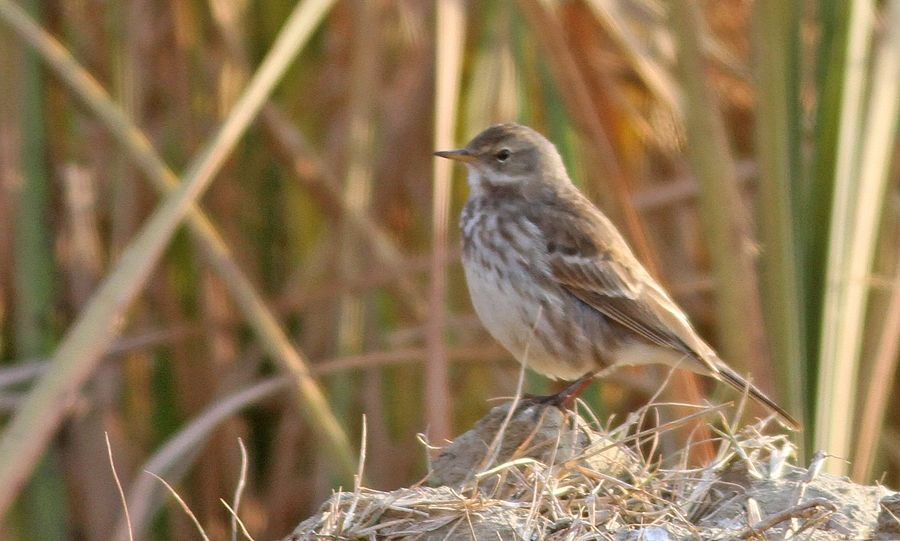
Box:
[523,370,598,410]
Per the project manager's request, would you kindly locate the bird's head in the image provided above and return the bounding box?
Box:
[435,123,568,194]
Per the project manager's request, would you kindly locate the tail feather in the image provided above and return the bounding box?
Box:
[715,363,801,431]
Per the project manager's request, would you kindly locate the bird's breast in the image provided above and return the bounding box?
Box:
[459,198,601,380]
[460,199,547,341]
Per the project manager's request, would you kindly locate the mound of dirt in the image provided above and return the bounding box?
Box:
[284,401,897,540]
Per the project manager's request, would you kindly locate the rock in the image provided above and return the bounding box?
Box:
[428,401,631,490]
[697,462,888,540]
[875,492,900,540]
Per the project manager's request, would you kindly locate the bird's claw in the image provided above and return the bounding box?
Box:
[522,370,598,411]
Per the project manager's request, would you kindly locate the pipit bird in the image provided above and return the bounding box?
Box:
[435,123,799,430]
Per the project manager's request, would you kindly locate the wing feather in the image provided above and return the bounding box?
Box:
[526,191,716,367]
[518,186,798,428]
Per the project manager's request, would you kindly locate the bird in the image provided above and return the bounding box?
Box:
[435,123,799,430]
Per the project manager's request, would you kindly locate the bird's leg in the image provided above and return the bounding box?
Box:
[525,370,599,410]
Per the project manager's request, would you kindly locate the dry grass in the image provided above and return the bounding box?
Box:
[286,397,876,540]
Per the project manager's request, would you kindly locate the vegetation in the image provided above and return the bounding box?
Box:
[292,399,891,540]
[0,0,896,539]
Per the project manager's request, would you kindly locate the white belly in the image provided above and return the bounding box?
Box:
[462,256,594,381]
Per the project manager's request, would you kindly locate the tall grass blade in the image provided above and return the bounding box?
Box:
[845,0,900,480]
[814,0,890,475]
[10,0,68,536]
[853,257,900,482]
[805,2,852,404]
[750,0,807,427]
[669,2,775,394]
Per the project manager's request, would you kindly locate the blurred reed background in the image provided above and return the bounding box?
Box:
[0,0,897,539]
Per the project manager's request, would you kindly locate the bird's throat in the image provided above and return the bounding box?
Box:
[466,167,524,199]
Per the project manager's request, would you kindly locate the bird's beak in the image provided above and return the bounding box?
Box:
[434,148,476,163]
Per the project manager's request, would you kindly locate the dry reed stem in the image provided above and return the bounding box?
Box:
[148,471,211,541]
[427,0,468,445]
[230,438,249,541]
[220,499,256,541]
[106,433,133,541]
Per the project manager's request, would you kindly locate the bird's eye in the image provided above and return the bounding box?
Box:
[495,149,511,162]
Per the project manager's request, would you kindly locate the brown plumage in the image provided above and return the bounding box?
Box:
[436,123,799,430]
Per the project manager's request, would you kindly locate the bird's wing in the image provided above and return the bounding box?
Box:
[529,193,718,368]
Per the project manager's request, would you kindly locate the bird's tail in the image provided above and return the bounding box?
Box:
[714,363,801,431]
